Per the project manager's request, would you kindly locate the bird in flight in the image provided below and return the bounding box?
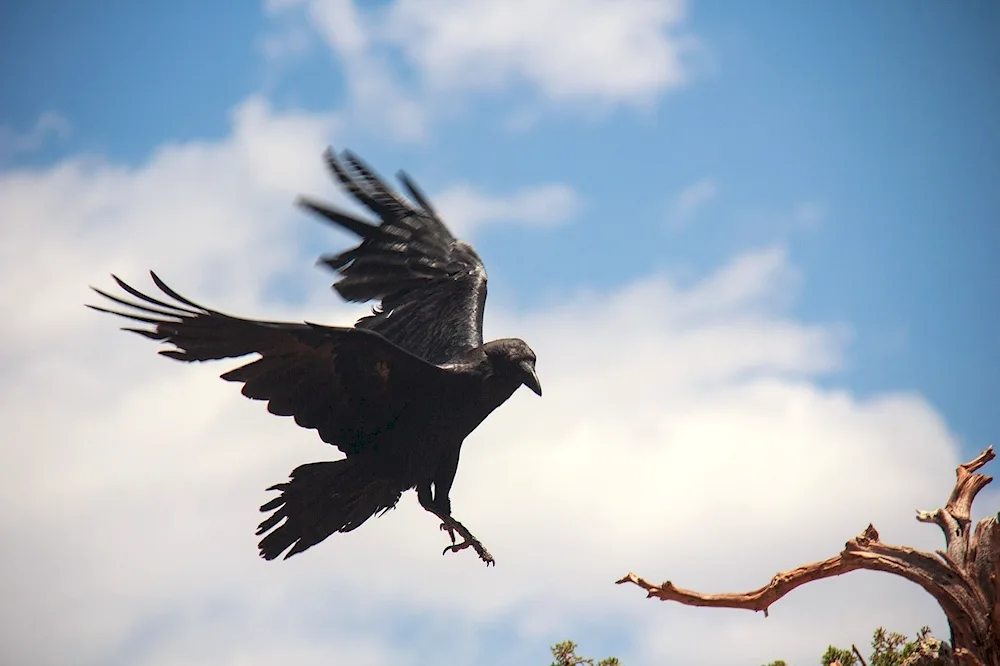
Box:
[89,148,542,566]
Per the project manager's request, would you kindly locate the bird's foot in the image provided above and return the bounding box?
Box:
[434,514,494,566]
[439,521,457,543]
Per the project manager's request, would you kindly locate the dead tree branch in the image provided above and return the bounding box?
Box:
[852,643,869,666]
[616,446,1000,665]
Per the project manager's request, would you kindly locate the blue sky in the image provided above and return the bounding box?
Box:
[1,2,998,665]
[4,1,997,448]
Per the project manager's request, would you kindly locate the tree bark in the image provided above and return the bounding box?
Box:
[616,446,1000,665]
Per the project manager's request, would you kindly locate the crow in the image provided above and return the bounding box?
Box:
[88,148,541,565]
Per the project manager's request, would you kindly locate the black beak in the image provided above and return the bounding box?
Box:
[519,360,542,397]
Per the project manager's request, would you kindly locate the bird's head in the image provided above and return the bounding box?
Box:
[485,338,541,397]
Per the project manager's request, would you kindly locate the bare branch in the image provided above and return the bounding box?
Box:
[617,446,1000,666]
[918,508,962,551]
[852,643,869,666]
[616,528,874,617]
[959,447,995,476]
[945,446,995,523]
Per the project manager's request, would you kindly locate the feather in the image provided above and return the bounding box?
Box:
[300,148,488,364]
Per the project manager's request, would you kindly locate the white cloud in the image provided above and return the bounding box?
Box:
[433,182,581,236]
[310,0,368,56]
[668,178,717,228]
[382,0,690,104]
[0,95,341,359]
[293,0,428,141]
[269,0,697,138]
[0,98,961,666]
[0,111,71,159]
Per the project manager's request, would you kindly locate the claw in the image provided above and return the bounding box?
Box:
[432,513,495,566]
[439,521,457,545]
[442,541,471,556]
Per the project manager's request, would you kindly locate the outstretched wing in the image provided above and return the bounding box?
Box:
[298,148,487,365]
[88,273,462,455]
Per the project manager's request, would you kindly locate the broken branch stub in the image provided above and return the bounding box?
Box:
[617,446,999,665]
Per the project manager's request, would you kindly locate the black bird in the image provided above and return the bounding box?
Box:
[89,148,541,565]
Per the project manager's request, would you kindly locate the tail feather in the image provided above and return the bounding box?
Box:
[257,459,403,560]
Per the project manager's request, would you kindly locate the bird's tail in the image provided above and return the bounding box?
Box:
[256,458,403,560]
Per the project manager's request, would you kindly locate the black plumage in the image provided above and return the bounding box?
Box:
[89,148,541,565]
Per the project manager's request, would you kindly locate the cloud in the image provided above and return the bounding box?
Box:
[0,97,960,666]
[381,0,691,104]
[0,111,71,160]
[290,0,428,141]
[433,182,581,236]
[668,178,717,228]
[269,0,697,138]
[0,95,342,360]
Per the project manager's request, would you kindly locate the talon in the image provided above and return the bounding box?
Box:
[439,522,457,544]
[431,512,495,565]
[441,540,472,556]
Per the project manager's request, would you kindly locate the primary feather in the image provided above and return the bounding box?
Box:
[299,148,488,365]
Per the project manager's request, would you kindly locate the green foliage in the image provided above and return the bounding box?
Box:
[821,645,857,666]
[868,626,929,666]
[550,640,621,666]
[552,625,936,666]
[820,626,934,666]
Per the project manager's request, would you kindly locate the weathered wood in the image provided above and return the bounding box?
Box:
[617,446,1000,665]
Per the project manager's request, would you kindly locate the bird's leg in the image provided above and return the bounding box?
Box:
[428,507,494,566]
[439,519,458,546]
[417,483,435,514]
[417,483,457,545]
[429,494,459,546]
[417,482,493,566]
[429,450,460,544]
